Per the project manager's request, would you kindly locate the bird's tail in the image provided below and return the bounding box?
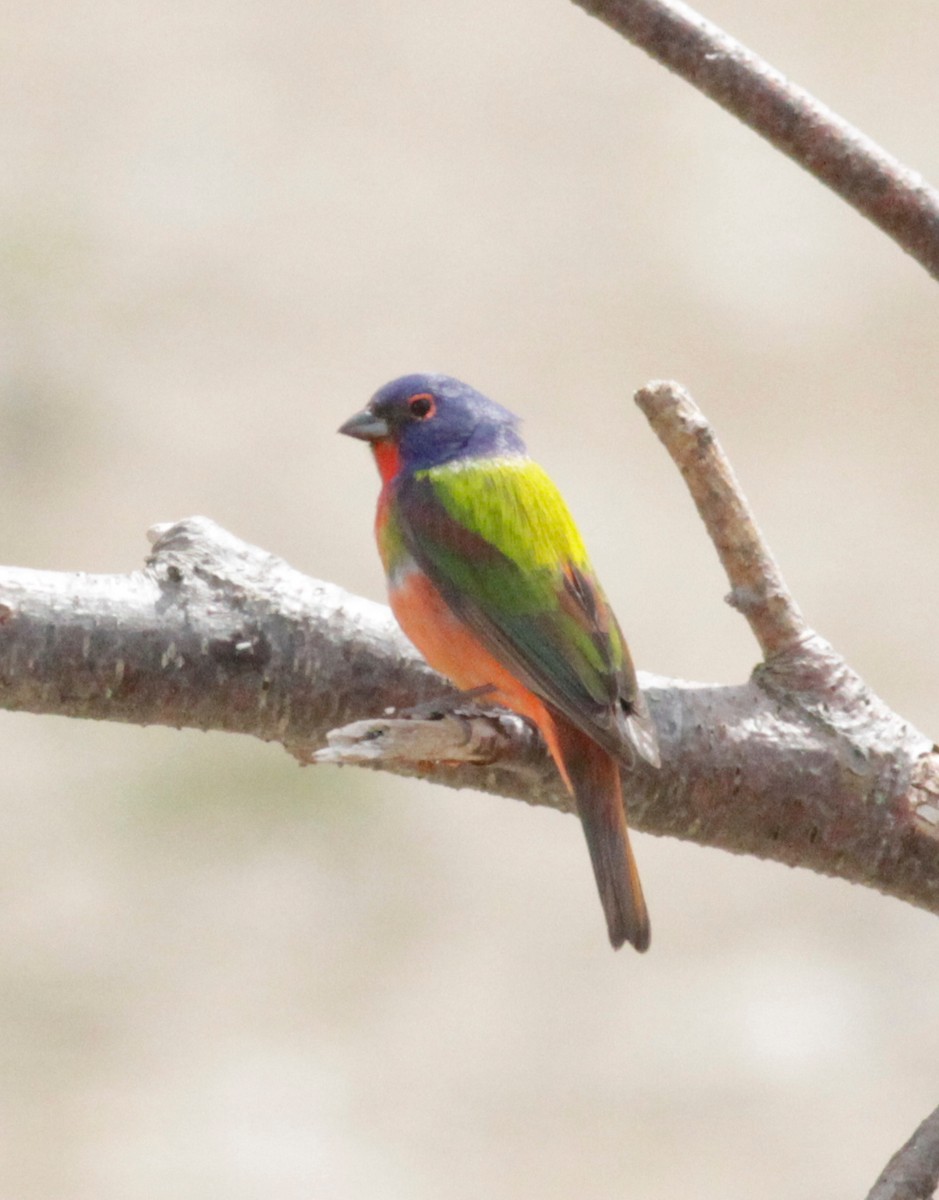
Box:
[552,718,650,952]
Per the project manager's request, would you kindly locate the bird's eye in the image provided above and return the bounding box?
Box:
[408,393,435,420]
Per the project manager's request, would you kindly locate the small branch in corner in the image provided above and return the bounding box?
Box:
[570,0,939,282]
[866,1100,939,1200]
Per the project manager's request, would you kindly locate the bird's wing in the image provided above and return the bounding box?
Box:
[395,458,659,767]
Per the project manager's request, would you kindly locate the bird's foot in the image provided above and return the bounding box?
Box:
[387,684,496,721]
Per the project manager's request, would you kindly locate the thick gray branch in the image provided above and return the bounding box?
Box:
[0,513,937,920]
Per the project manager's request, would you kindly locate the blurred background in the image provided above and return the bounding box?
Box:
[1,1,939,1196]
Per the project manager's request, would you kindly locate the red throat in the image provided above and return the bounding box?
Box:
[371,439,402,484]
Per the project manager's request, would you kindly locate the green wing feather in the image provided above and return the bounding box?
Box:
[395,457,659,767]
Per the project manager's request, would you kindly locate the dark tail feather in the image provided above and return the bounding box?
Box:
[556,719,650,952]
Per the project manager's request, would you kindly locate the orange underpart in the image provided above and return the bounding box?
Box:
[389,565,574,793]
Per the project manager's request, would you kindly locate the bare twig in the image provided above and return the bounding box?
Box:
[867,1102,939,1200]
[635,380,807,660]
[570,0,939,281]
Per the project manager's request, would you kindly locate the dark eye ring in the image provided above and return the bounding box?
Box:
[408,393,435,420]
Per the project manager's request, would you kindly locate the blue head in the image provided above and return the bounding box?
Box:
[339,374,526,475]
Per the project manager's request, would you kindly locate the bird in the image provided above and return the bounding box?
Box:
[339,374,659,951]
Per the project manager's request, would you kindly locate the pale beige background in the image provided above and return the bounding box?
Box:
[1,2,938,1197]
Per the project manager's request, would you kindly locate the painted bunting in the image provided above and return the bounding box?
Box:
[340,374,659,951]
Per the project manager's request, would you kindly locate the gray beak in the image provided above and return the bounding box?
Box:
[339,408,391,442]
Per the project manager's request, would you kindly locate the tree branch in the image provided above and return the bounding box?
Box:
[635,381,807,660]
[867,1102,939,1200]
[569,0,939,281]
[1,385,937,926]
